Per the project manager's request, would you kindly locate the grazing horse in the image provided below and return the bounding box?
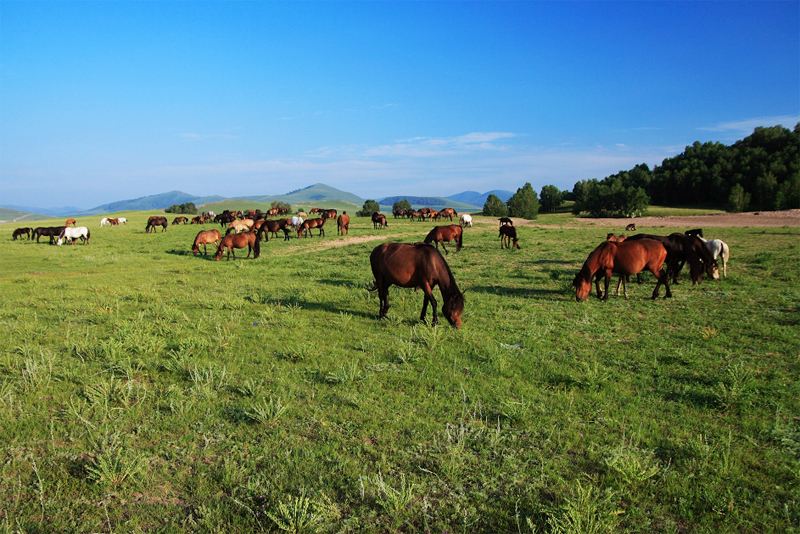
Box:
[321,209,337,220]
[33,226,66,244]
[424,225,463,254]
[459,214,473,227]
[228,219,253,234]
[372,212,388,229]
[337,212,350,235]
[499,217,513,227]
[100,217,111,226]
[625,223,637,232]
[573,239,671,301]
[626,233,718,284]
[117,217,127,224]
[298,217,326,238]
[499,225,521,249]
[12,227,31,240]
[214,231,257,260]
[172,216,189,225]
[439,208,457,221]
[191,216,203,224]
[369,243,465,328]
[146,216,168,233]
[699,237,730,277]
[65,218,77,227]
[192,229,222,256]
[56,226,90,245]
[685,228,704,238]
[108,218,120,225]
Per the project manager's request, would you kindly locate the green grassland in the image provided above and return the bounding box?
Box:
[0,213,798,532]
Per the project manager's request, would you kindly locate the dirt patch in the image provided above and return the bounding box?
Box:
[570,209,800,229]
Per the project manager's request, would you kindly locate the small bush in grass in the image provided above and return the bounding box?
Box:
[547,480,620,534]
[245,397,287,425]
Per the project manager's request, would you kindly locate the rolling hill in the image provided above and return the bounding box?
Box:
[378,196,479,211]
[84,191,224,214]
[0,207,48,223]
[243,183,364,206]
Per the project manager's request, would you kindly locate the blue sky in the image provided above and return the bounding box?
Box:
[1,1,798,208]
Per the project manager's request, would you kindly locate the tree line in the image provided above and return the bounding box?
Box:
[571,123,800,216]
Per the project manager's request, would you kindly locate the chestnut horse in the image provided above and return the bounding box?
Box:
[573,238,671,301]
[439,207,457,221]
[65,218,77,227]
[369,243,465,328]
[372,212,388,229]
[423,224,463,254]
[298,217,325,238]
[12,227,31,240]
[145,216,168,233]
[192,229,222,256]
[214,231,257,260]
[337,212,350,235]
[172,216,189,225]
[626,233,718,284]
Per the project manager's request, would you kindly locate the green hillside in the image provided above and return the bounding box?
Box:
[242,183,364,206]
[201,198,360,214]
[0,207,48,223]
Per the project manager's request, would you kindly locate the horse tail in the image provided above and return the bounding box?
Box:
[253,230,261,258]
[721,241,730,261]
[86,229,91,243]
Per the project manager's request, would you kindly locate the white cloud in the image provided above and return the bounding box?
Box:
[698,114,799,133]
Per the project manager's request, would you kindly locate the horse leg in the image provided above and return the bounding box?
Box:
[378,284,390,318]
[602,271,611,301]
[594,273,603,299]
[441,242,448,255]
[421,282,438,325]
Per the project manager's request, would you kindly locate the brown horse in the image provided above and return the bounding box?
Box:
[499,217,513,227]
[192,229,222,256]
[145,216,168,233]
[337,212,350,235]
[172,216,189,225]
[439,207,457,221]
[214,231,257,260]
[369,243,465,328]
[298,217,326,238]
[625,223,637,232]
[321,209,337,220]
[423,225,463,254]
[107,217,120,226]
[372,212,388,229]
[65,218,77,227]
[12,227,31,240]
[499,225,520,249]
[573,238,671,301]
[191,216,203,224]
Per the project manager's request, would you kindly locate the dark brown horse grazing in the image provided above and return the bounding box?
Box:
[298,217,325,238]
[423,224,463,254]
[33,226,66,244]
[439,207,457,221]
[626,233,718,284]
[214,231,257,260]
[12,227,31,240]
[337,212,350,235]
[573,239,671,301]
[145,216,168,233]
[369,243,465,328]
[192,229,222,256]
[372,212,388,229]
[499,225,520,249]
[172,216,189,225]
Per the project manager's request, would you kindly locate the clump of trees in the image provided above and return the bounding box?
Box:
[165,202,198,214]
[539,185,564,213]
[357,199,380,216]
[271,201,292,212]
[482,182,540,219]
[392,199,412,213]
[572,164,651,218]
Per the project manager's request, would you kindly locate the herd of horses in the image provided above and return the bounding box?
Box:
[9,209,733,329]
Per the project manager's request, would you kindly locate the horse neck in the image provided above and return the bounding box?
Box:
[437,262,461,301]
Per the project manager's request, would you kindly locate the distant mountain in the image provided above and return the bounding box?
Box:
[447,189,513,206]
[84,191,225,214]
[0,207,49,223]
[378,196,477,210]
[245,183,364,206]
[0,204,83,217]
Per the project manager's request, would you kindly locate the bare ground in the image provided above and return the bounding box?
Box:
[566,209,800,229]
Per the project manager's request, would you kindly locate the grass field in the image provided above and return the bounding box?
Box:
[1,213,798,532]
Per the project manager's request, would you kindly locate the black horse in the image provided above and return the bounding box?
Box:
[12,227,31,240]
[32,226,67,244]
[626,233,717,284]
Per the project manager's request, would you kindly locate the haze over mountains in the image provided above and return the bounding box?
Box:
[0,183,514,221]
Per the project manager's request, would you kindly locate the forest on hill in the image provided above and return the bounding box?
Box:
[572,124,800,217]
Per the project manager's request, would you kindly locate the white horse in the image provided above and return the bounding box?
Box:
[290,215,304,228]
[459,213,473,227]
[57,226,91,245]
[100,217,111,226]
[117,217,127,224]
[699,237,730,277]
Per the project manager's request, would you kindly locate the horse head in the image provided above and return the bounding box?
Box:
[442,290,465,329]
